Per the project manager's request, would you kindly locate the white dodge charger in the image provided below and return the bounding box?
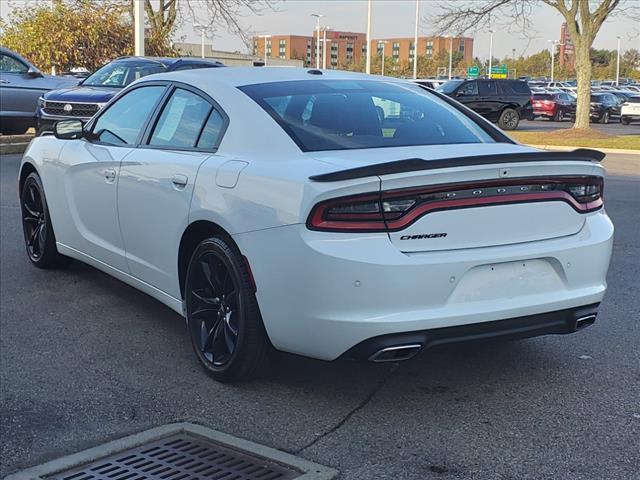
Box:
[19,68,613,382]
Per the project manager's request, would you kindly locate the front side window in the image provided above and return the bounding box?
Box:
[240,80,493,152]
[437,80,464,94]
[92,86,165,145]
[149,88,213,148]
[0,54,28,73]
[82,61,166,88]
[459,81,478,96]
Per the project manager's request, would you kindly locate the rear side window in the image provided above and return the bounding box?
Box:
[149,88,213,148]
[197,109,225,149]
[92,85,165,145]
[500,81,531,95]
[240,80,493,152]
[627,96,640,104]
[478,81,498,95]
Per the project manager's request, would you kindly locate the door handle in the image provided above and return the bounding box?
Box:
[171,174,188,189]
[0,79,9,84]
[102,168,116,183]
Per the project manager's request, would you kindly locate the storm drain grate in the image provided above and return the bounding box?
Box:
[46,433,302,480]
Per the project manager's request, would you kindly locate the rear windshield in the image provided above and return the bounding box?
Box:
[240,80,494,152]
[533,94,553,100]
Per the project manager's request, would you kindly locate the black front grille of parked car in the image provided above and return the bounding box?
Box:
[43,101,99,117]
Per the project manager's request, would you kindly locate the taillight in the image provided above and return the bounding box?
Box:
[307,176,603,232]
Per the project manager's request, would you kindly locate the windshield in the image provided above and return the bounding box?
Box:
[436,80,465,94]
[240,80,494,152]
[82,60,166,87]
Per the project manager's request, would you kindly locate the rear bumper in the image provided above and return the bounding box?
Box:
[234,210,613,361]
[341,303,599,361]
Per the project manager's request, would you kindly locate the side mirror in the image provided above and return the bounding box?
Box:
[54,119,84,140]
[27,66,43,78]
[456,90,465,97]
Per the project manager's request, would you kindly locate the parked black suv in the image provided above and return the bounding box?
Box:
[438,79,532,130]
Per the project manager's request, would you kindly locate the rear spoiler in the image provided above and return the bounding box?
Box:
[309,148,605,183]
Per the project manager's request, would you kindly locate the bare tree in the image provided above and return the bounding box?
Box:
[431,0,638,129]
[128,0,275,52]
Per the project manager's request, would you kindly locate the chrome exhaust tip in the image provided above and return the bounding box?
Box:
[368,344,422,363]
[574,314,597,331]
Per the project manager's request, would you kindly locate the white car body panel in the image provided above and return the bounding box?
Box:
[19,67,614,361]
[117,148,212,298]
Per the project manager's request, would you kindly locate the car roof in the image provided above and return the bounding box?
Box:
[140,66,411,88]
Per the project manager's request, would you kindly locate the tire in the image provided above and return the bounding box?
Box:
[184,236,270,383]
[621,116,630,125]
[498,108,520,130]
[600,111,610,124]
[20,172,70,269]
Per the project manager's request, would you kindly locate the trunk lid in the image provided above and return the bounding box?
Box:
[308,144,603,252]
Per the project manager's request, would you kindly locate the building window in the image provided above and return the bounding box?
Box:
[459,39,465,53]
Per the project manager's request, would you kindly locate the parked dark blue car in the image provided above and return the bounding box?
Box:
[0,47,79,135]
[37,56,225,135]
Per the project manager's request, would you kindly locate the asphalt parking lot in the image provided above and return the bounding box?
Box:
[519,119,640,136]
[1,152,639,479]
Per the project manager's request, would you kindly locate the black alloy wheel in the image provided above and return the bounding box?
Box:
[185,237,270,382]
[20,172,69,268]
[498,108,519,130]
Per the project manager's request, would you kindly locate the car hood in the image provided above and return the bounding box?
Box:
[43,85,119,103]
[41,74,82,90]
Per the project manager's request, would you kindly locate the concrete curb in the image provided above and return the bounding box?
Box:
[0,143,29,155]
[4,422,338,480]
[527,144,640,155]
[0,134,33,156]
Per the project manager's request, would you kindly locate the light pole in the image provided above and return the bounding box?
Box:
[258,34,271,66]
[322,27,332,69]
[311,14,323,69]
[194,24,206,59]
[413,0,420,79]
[448,36,453,80]
[366,0,372,74]
[134,0,145,56]
[548,39,560,83]
[488,29,494,79]
[378,40,388,76]
[616,36,621,86]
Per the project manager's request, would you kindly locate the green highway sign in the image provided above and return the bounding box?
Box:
[490,64,508,78]
[467,66,479,77]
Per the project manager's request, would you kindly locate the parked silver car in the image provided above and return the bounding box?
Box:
[0,47,79,135]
